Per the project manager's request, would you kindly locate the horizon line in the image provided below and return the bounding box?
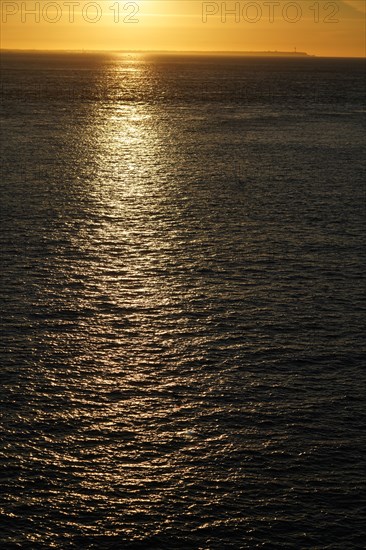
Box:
[1,48,365,59]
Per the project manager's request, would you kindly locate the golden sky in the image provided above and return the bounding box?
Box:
[1,1,365,56]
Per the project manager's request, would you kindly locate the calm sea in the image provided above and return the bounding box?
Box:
[1,52,365,549]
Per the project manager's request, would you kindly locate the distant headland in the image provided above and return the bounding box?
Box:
[116,50,314,57]
[117,50,315,58]
[213,51,312,57]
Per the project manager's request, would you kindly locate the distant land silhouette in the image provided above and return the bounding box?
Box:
[217,50,312,57]
[111,50,314,57]
[182,51,313,57]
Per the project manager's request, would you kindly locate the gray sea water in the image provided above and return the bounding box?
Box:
[1,52,366,549]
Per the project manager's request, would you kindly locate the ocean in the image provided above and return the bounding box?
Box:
[1,51,365,549]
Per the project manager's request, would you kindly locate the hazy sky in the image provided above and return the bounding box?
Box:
[1,0,365,56]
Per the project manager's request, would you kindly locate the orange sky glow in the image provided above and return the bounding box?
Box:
[1,1,365,57]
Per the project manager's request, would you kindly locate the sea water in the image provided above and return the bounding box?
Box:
[1,52,365,548]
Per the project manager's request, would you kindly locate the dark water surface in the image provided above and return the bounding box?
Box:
[1,52,365,548]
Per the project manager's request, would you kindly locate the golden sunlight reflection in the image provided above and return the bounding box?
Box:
[78,54,185,372]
